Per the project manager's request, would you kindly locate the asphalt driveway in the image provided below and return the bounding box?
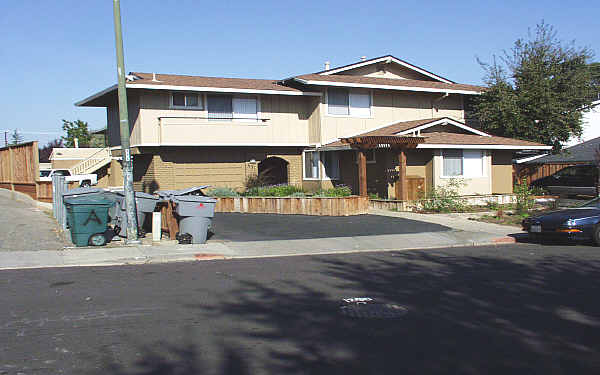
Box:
[209,212,450,242]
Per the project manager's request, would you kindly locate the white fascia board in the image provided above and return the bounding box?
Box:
[320,56,454,84]
[130,143,310,147]
[395,118,491,137]
[126,84,322,96]
[417,144,552,150]
[515,154,549,163]
[294,78,481,95]
[74,84,118,106]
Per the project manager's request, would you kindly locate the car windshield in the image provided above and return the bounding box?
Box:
[578,198,600,209]
[40,170,51,177]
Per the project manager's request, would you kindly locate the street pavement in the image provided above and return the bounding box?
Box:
[0,195,68,252]
[0,194,522,269]
[1,243,599,374]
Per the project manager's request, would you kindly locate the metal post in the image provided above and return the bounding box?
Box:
[52,175,67,230]
[112,0,139,244]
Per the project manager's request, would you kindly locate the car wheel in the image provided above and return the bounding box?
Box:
[593,226,600,246]
[80,181,91,188]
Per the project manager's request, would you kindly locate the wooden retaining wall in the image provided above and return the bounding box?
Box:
[215,196,369,216]
[370,194,517,212]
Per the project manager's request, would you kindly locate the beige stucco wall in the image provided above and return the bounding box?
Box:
[51,160,79,169]
[491,150,514,194]
[133,92,310,146]
[432,149,492,195]
[133,146,303,192]
[319,89,464,144]
[107,93,141,147]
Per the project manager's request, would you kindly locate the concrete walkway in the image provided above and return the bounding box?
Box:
[0,189,522,270]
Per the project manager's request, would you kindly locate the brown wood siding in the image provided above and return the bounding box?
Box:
[514,162,588,185]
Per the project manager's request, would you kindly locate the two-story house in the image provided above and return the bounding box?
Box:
[76,55,550,198]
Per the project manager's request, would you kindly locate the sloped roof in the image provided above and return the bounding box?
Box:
[315,55,455,83]
[129,72,305,93]
[49,148,105,160]
[323,118,549,149]
[522,136,600,164]
[293,74,484,94]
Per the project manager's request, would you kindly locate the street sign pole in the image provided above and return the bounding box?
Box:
[112,0,139,244]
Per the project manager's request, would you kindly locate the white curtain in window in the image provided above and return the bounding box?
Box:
[304,151,320,179]
[463,150,483,177]
[443,150,463,176]
[349,92,371,117]
[328,88,349,115]
[233,97,258,121]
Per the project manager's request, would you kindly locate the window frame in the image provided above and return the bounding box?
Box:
[440,149,485,178]
[170,92,204,109]
[303,150,321,180]
[325,88,373,118]
[206,94,262,123]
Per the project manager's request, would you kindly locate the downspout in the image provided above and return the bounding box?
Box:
[431,92,449,117]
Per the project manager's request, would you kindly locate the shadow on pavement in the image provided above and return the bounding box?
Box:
[95,250,600,374]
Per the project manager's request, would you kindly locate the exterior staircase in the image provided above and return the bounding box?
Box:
[69,147,112,175]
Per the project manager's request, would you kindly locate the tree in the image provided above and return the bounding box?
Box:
[589,62,600,99]
[474,22,596,151]
[61,119,91,147]
[10,129,24,145]
[39,138,64,163]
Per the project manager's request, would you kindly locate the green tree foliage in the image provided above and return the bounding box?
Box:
[589,62,600,99]
[474,22,596,151]
[10,129,24,145]
[61,119,92,147]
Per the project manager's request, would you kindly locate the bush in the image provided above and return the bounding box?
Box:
[314,185,352,197]
[514,179,535,214]
[207,187,240,197]
[245,173,273,189]
[418,178,466,213]
[244,184,305,197]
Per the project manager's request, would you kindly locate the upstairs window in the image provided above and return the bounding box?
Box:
[207,95,258,122]
[171,92,202,109]
[327,88,371,117]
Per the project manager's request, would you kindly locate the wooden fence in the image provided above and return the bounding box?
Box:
[513,162,585,185]
[216,196,369,216]
[0,142,41,200]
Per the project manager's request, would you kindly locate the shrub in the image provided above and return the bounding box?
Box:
[245,173,273,189]
[244,184,305,197]
[514,178,535,214]
[207,187,240,197]
[418,178,466,213]
[289,191,307,197]
[314,185,352,197]
[368,192,380,200]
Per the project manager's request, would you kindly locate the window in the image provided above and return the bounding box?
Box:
[207,95,258,122]
[304,151,320,179]
[323,151,340,180]
[327,89,371,117]
[171,93,202,108]
[442,150,484,177]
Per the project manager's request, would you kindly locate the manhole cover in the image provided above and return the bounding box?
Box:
[340,302,408,319]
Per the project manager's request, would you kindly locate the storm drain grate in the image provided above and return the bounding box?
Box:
[340,298,408,319]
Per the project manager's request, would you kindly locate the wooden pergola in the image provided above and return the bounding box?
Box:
[340,135,425,200]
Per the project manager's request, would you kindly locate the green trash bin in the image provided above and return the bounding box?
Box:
[64,195,115,246]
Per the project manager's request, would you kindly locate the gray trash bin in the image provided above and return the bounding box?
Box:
[156,185,209,201]
[113,191,159,237]
[174,195,217,244]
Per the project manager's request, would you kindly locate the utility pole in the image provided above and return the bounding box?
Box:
[4,131,7,147]
[112,0,139,244]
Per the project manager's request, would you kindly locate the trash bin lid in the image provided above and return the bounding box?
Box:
[175,195,217,203]
[171,186,210,196]
[113,190,158,200]
[64,195,115,206]
[62,187,105,197]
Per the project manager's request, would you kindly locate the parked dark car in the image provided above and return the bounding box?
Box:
[529,164,598,197]
[522,197,600,245]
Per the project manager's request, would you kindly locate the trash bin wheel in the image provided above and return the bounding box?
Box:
[88,233,108,246]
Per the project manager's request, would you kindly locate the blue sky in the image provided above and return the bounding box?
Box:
[2,0,599,145]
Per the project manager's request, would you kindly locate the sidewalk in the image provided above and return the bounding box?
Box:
[0,209,523,270]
